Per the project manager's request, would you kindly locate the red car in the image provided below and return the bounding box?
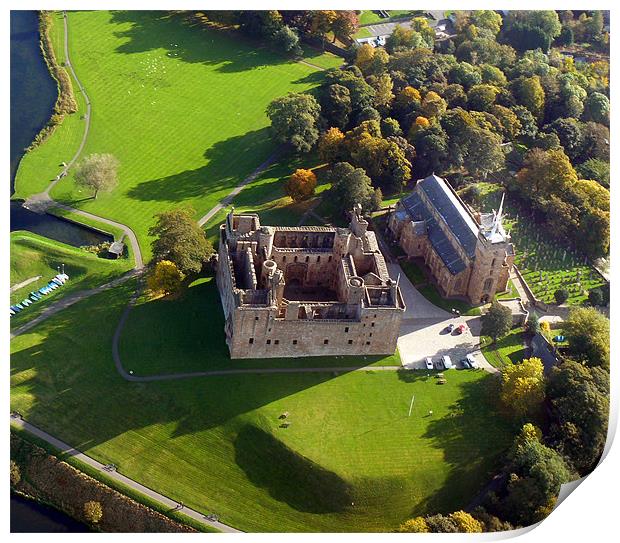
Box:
[455,324,467,335]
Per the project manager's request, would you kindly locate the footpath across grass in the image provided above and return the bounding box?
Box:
[10,231,132,329]
[120,276,401,376]
[15,11,328,261]
[11,280,516,532]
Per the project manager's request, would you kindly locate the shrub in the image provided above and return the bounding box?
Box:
[588,288,603,307]
[524,311,540,335]
[147,260,184,296]
[84,500,103,524]
[481,300,512,341]
[397,517,429,532]
[450,510,483,532]
[10,460,21,486]
[554,288,569,305]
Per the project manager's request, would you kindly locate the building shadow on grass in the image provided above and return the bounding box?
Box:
[10,278,392,454]
[234,423,353,513]
[124,128,273,203]
[406,375,516,516]
[108,11,301,74]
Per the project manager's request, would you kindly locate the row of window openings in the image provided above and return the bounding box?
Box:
[249,336,372,345]
[254,320,375,330]
[281,255,333,264]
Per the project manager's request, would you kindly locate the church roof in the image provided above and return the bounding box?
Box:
[400,175,480,275]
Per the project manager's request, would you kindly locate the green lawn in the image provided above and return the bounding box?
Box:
[10,231,132,329]
[418,284,482,316]
[400,260,427,286]
[120,276,401,376]
[300,44,343,69]
[11,280,516,532]
[358,10,422,25]
[497,279,520,300]
[13,12,89,199]
[467,182,606,305]
[15,11,328,262]
[481,328,527,369]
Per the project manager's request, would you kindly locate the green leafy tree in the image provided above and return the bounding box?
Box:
[588,288,604,307]
[554,288,569,305]
[502,424,573,526]
[583,92,610,126]
[525,311,540,336]
[481,300,512,342]
[563,307,610,368]
[327,162,378,214]
[547,360,609,473]
[542,118,583,162]
[266,93,321,152]
[471,10,503,36]
[467,84,499,111]
[463,128,504,179]
[511,75,545,120]
[324,68,376,111]
[577,158,609,188]
[149,207,213,274]
[321,84,352,130]
[73,153,119,199]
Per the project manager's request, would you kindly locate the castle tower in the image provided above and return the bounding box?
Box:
[467,194,515,304]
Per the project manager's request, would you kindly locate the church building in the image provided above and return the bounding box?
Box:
[388,174,515,304]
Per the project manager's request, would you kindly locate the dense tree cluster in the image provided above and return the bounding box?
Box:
[200,10,360,52]
[262,11,608,247]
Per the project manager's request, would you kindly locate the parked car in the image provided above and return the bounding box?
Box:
[460,358,471,369]
[455,324,467,335]
[435,358,444,370]
[425,357,434,370]
[466,353,478,369]
[442,355,453,369]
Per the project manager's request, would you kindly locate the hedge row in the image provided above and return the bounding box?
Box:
[10,429,202,533]
[29,10,78,149]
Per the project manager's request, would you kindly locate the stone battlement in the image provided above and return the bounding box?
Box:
[216,205,405,359]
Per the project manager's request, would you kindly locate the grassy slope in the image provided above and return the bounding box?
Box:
[120,277,400,376]
[11,281,515,532]
[16,11,326,261]
[13,12,88,199]
[10,231,132,329]
[481,328,527,369]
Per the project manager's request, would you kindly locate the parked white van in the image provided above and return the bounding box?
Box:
[442,355,453,369]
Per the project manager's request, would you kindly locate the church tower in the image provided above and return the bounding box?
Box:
[466,194,515,304]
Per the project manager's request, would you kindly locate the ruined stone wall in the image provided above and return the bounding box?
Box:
[228,305,402,359]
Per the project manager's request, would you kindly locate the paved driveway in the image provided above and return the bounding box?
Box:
[390,262,497,374]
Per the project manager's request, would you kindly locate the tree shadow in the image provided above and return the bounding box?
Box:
[10,277,391,456]
[409,375,516,516]
[108,11,295,73]
[124,128,273,203]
